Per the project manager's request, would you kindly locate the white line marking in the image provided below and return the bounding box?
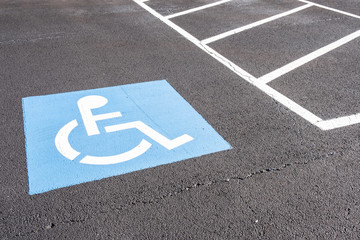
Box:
[200,45,323,124]
[164,0,232,19]
[135,0,201,42]
[202,44,257,83]
[134,0,255,80]
[297,0,360,19]
[254,82,323,124]
[316,113,360,130]
[201,4,313,44]
[258,30,360,84]
[135,0,323,125]
[134,0,360,130]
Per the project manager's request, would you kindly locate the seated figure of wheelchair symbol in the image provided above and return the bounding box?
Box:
[55,95,194,165]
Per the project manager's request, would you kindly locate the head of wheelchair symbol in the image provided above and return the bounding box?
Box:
[55,95,194,165]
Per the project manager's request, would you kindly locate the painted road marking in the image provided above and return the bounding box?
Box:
[105,121,194,150]
[200,44,322,125]
[201,3,313,45]
[298,0,360,20]
[315,113,360,130]
[23,80,231,194]
[135,0,360,130]
[56,95,194,164]
[258,30,360,84]
[77,95,122,136]
[164,0,232,19]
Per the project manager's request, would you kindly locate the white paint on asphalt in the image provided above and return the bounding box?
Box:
[201,44,323,124]
[254,82,323,124]
[298,0,360,20]
[164,0,232,19]
[134,0,323,125]
[316,113,360,130]
[258,30,360,83]
[201,3,313,44]
[134,0,360,130]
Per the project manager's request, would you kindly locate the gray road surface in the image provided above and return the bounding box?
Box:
[1,0,359,239]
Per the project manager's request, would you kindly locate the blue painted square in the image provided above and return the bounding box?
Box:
[23,80,231,195]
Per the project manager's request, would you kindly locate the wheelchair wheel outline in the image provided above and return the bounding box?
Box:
[55,119,152,165]
[54,95,194,165]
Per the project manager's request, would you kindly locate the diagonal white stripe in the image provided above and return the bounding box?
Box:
[164,0,232,19]
[201,4,313,44]
[258,30,360,84]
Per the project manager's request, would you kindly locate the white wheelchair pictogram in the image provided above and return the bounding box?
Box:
[55,95,194,165]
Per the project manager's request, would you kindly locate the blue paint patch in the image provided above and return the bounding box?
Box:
[23,80,231,195]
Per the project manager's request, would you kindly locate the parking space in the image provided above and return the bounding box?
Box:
[170,0,303,40]
[310,0,360,16]
[209,6,360,77]
[269,37,360,119]
[146,0,222,16]
[136,0,360,130]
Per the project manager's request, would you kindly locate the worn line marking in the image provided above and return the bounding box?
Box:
[297,0,360,19]
[316,113,360,130]
[258,30,360,84]
[201,3,313,44]
[164,0,232,19]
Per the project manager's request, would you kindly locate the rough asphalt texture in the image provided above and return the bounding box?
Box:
[1,0,359,239]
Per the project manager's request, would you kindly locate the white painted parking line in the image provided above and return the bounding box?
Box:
[254,82,323,125]
[135,0,256,82]
[298,0,360,20]
[201,3,313,45]
[135,0,201,42]
[316,113,360,130]
[136,0,360,130]
[164,0,232,19]
[200,45,322,125]
[258,30,360,84]
[135,0,323,124]
[202,44,257,82]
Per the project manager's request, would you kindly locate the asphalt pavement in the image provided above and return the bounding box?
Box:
[1,0,359,239]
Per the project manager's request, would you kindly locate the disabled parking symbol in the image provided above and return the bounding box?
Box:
[56,95,194,165]
[23,80,231,194]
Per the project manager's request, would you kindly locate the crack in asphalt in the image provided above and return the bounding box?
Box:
[273,99,307,143]
[5,151,335,238]
[112,151,335,212]
[199,42,255,83]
